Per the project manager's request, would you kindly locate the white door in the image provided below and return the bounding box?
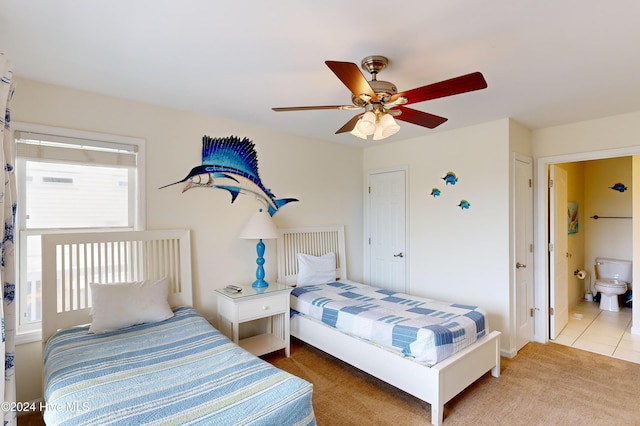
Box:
[549,165,569,339]
[368,169,407,292]
[515,156,534,350]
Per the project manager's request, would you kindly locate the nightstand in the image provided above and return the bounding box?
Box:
[215,282,293,357]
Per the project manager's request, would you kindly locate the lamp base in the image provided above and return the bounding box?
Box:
[252,279,269,289]
[251,239,269,289]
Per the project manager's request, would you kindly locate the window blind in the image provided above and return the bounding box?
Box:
[15,131,137,168]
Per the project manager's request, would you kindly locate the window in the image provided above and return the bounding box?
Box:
[14,123,145,341]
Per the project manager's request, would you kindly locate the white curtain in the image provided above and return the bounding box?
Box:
[0,54,17,426]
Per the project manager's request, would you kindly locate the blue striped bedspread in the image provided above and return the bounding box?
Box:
[43,306,315,425]
[291,281,487,366]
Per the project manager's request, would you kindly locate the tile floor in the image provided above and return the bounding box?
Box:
[553,299,640,364]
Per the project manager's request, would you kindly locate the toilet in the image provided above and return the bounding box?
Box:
[593,258,632,312]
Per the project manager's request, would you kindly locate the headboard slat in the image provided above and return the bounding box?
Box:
[42,229,192,343]
[277,225,346,286]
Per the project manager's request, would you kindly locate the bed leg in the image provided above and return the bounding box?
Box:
[491,363,500,378]
[431,404,444,426]
[491,337,501,378]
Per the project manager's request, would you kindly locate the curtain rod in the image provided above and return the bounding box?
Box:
[590,215,632,220]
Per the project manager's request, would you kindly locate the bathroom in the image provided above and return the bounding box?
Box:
[552,156,633,341]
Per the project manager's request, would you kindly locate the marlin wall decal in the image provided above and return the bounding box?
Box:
[159,135,298,216]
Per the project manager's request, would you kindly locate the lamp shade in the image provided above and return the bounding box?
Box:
[350,122,368,139]
[356,111,376,136]
[372,123,384,141]
[239,209,278,240]
[379,113,400,139]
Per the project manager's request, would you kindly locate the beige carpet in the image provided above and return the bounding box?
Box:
[264,338,640,426]
[19,339,640,426]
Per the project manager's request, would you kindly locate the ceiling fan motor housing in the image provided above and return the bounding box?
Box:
[352,55,398,105]
[360,55,389,75]
[352,80,398,106]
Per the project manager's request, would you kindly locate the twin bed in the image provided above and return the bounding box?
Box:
[42,227,500,425]
[41,230,315,425]
[278,225,501,426]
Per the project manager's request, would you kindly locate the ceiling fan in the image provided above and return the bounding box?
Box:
[272,55,487,140]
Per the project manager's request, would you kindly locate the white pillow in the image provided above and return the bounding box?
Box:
[88,277,174,334]
[297,252,336,287]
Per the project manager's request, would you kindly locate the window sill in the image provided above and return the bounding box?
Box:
[15,329,42,345]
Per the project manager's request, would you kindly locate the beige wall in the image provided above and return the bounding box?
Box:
[363,118,514,352]
[533,111,640,158]
[12,78,364,402]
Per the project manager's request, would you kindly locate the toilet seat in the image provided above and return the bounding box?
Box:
[595,279,628,290]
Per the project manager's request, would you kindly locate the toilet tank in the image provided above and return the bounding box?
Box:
[595,258,632,283]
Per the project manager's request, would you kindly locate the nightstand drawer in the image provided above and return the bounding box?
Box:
[237,295,287,321]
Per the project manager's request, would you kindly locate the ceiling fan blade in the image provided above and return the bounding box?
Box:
[390,72,487,105]
[325,61,379,103]
[335,113,363,134]
[394,106,448,129]
[272,105,356,112]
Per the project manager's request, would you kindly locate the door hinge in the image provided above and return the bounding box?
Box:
[368,237,371,245]
[549,307,554,315]
[548,243,554,252]
[529,243,533,252]
[530,308,535,317]
[549,179,553,188]
[529,178,532,188]
[368,186,371,194]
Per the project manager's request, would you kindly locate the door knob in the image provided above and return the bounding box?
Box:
[393,252,404,258]
[516,262,527,269]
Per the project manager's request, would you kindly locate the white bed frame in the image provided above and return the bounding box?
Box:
[277,225,501,426]
[41,229,193,343]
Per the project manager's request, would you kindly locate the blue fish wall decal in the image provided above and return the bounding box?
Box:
[610,182,627,192]
[160,135,298,216]
[430,188,441,197]
[458,199,471,210]
[442,171,458,185]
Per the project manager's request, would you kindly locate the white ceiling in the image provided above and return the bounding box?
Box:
[2,1,640,147]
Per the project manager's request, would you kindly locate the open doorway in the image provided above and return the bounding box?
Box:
[550,158,633,354]
[534,147,640,350]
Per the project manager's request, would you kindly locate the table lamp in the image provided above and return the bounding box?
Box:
[239,208,279,288]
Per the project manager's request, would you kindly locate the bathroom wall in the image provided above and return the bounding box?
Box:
[584,157,633,282]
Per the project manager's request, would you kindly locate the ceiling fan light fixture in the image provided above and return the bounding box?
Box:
[372,123,385,141]
[379,113,400,138]
[350,124,368,139]
[356,111,376,135]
